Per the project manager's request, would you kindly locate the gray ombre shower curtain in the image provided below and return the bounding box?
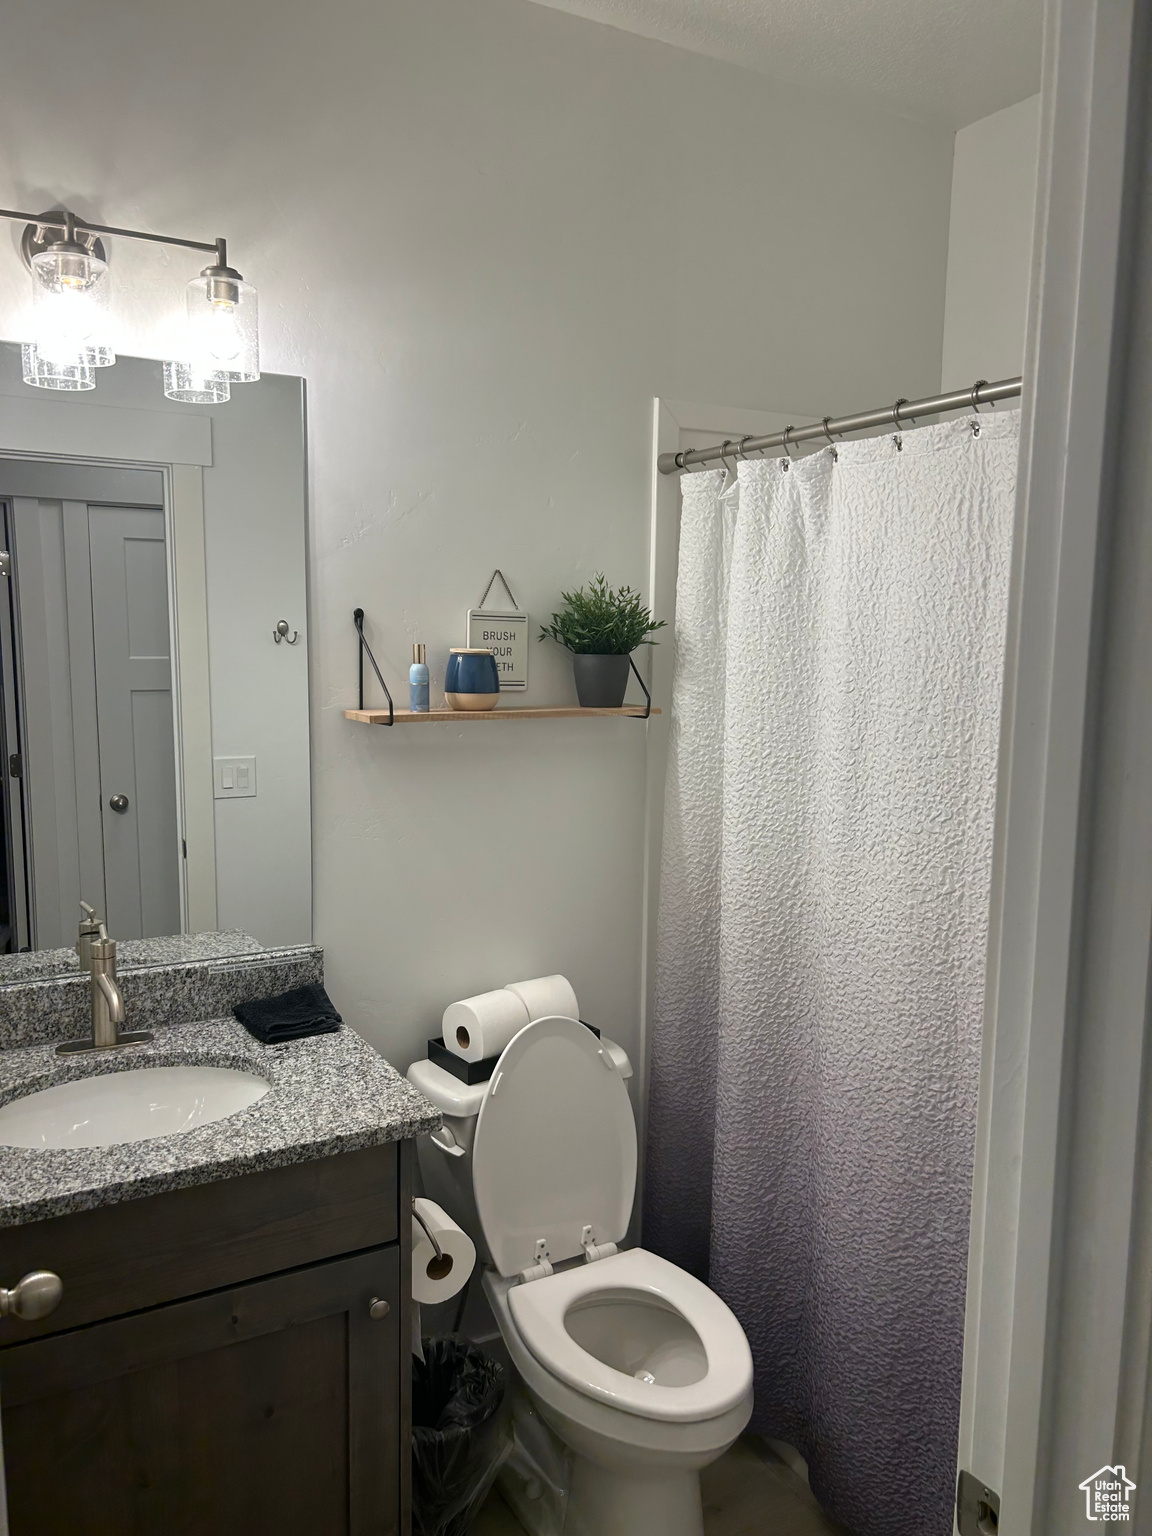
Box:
[645,410,1018,1536]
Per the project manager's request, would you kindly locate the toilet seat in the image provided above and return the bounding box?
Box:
[472,1015,636,1276]
[508,1247,753,1423]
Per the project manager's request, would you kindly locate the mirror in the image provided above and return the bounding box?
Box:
[0,343,311,963]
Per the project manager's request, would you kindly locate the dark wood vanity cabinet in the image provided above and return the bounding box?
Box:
[0,1143,413,1536]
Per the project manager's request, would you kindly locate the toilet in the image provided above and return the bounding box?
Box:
[408,1014,754,1536]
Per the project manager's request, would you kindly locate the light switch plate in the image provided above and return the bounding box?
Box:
[214,756,257,799]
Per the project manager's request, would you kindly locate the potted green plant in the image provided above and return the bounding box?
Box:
[539,575,666,708]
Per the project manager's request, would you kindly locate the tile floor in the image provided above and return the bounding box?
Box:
[472,1435,850,1535]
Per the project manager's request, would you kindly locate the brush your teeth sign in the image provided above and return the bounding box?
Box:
[466,609,528,690]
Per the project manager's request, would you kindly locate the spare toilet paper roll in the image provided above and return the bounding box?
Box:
[503,974,580,1023]
[412,1197,476,1305]
[442,988,530,1062]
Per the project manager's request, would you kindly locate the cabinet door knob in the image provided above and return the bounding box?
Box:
[368,1297,390,1320]
[109,794,130,814]
[1,1270,63,1321]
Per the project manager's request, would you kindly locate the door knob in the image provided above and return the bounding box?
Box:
[368,1297,390,1320]
[109,794,129,814]
[0,1270,63,1321]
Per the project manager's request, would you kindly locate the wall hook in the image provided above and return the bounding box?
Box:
[273,619,300,645]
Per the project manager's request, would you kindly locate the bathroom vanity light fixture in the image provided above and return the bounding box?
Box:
[161,358,232,406]
[0,205,259,399]
[185,257,258,384]
[17,211,112,391]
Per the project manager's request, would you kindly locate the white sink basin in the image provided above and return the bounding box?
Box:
[0,1065,271,1150]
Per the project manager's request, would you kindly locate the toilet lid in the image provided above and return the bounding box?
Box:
[472,1015,636,1278]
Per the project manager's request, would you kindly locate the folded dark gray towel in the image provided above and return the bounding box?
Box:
[233,983,342,1044]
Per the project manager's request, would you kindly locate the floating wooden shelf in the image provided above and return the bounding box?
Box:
[345,706,661,725]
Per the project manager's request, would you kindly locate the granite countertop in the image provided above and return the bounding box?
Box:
[0,930,267,985]
[0,1018,441,1228]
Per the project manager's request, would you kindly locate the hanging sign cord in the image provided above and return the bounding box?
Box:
[476,569,520,610]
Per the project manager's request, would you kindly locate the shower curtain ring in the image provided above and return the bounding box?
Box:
[782,425,796,466]
[893,397,916,426]
[737,435,753,462]
[822,416,839,462]
[970,378,990,436]
[891,397,910,450]
[720,440,738,481]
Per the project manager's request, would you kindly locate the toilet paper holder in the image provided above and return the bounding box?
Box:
[413,1199,456,1282]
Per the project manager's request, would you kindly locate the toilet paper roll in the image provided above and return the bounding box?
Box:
[412,1197,476,1305]
[503,974,580,1024]
[442,988,530,1063]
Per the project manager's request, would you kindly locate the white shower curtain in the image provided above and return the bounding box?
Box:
[646,410,1018,1536]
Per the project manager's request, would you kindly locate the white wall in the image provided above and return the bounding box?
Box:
[0,0,955,1074]
[942,95,1041,391]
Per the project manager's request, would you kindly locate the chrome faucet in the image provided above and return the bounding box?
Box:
[89,938,128,1048]
[58,907,153,1055]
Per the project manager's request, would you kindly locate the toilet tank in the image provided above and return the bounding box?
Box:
[407,1034,633,1270]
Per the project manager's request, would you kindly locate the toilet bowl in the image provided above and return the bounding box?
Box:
[487,1250,753,1536]
[408,1015,754,1536]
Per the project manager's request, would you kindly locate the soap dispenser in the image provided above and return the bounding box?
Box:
[409,643,430,712]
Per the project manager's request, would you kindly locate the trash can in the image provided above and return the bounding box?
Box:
[412,1338,509,1536]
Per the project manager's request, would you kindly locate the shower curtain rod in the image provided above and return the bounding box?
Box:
[657,376,1023,474]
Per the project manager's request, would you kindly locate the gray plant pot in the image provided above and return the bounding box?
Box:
[572,652,631,708]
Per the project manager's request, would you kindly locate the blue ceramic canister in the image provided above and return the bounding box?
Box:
[444,648,501,711]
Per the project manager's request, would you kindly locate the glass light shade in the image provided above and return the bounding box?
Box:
[21,342,95,392]
[162,358,231,405]
[29,245,115,370]
[186,272,259,382]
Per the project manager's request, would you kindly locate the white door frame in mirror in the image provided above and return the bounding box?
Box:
[959,1,1152,1531]
[169,462,216,933]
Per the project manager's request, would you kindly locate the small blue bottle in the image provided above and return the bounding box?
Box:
[409,643,430,712]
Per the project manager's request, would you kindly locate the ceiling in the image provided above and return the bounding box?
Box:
[523,0,1043,128]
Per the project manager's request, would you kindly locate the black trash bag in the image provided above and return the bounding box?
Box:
[412,1338,509,1536]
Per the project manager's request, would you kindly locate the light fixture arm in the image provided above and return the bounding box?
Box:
[0,206,224,266]
[7,204,259,402]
